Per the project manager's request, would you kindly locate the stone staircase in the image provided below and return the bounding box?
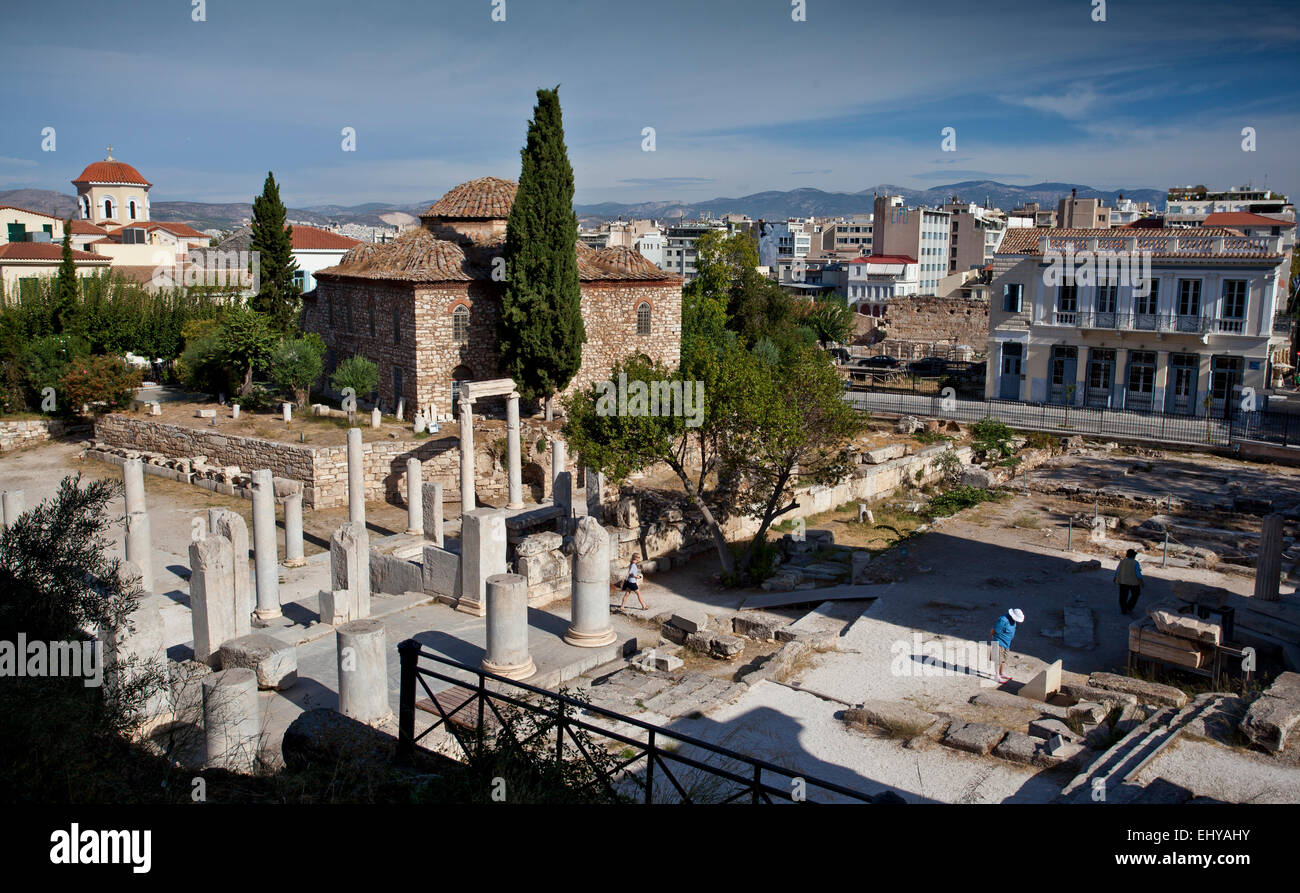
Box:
[1055,693,1229,803]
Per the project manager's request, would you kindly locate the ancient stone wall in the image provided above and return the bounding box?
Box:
[91,413,575,510]
[855,296,989,358]
[0,418,67,451]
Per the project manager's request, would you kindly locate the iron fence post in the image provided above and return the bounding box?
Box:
[645,730,656,804]
[476,672,486,760]
[397,638,418,761]
[752,764,762,804]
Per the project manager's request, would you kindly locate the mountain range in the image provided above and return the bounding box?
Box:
[0,180,1166,232]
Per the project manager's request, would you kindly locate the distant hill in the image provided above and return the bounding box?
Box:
[574,181,1167,223]
[2,180,1167,232]
[0,189,426,232]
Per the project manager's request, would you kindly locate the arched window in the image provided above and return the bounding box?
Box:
[79,196,90,219]
[102,197,115,219]
[452,304,470,342]
[393,308,402,345]
[128,199,138,220]
[636,302,651,336]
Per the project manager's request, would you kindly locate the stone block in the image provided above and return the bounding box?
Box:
[943,721,1006,755]
[1027,717,1079,743]
[516,531,563,557]
[218,633,298,691]
[1241,671,1300,753]
[708,633,745,660]
[669,610,710,634]
[661,622,687,645]
[993,730,1040,765]
[1020,659,1062,701]
[1068,701,1109,725]
[370,552,424,596]
[318,590,351,626]
[1087,672,1188,708]
[421,545,462,600]
[518,550,568,585]
[1060,682,1138,708]
[731,613,788,642]
[842,700,937,734]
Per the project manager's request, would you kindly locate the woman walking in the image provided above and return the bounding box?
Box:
[618,555,647,610]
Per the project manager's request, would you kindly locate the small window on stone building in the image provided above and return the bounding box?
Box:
[636,302,651,336]
[453,305,470,342]
[393,308,402,345]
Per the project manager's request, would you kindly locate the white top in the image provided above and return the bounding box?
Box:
[626,561,642,583]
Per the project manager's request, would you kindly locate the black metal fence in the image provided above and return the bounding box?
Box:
[843,389,1300,449]
[396,640,878,804]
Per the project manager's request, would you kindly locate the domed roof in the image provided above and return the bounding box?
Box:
[422,177,517,220]
[73,158,152,187]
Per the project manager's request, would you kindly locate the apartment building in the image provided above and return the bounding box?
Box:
[757,220,813,268]
[872,194,949,294]
[660,220,728,282]
[985,227,1290,417]
[818,215,873,253]
[846,254,919,315]
[1056,189,1112,229]
[1166,185,1294,227]
[941,201,1007,278]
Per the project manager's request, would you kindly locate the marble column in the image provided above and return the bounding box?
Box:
[405,458,422,535]
[123,457,146,513]
[189,534,236,666]
[208,508,251,638]
[506,391,523,509]
[584,467,605,522]
[458,508,507,616]
[202,667,260,771]
[0,489,23,528]
[124,510,154,595]
[251,470,281,620]
[347,427,365,527]
[565,516,617,648]
[552,439,570,512]
[1255,513,1284,601]
[482,573,535,680]
[337,619,389,723]
[422,482,444,547]
[283,489,305,567]
[458,393,475,514]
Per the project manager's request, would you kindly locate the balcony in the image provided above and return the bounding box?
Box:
[1047,310,1226,334]
[1275,313,1295,335]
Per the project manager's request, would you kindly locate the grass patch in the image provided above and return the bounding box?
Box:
[924,486,1006,518]
[1008,512,1041,529]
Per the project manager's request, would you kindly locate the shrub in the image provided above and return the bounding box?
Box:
[230,384,276,412]
[331,354,379,403]
[57,355,142,415]
[925,486,1003,518]
[20,334,90,405]
[176,317,231,396]
[971,416,1014,463]
[268,334,326,407]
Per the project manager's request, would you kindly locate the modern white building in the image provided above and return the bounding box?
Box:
[1165,185,1294,227]
[660,221,727,282]
[846,254,919,316]
[985,227,1291,414]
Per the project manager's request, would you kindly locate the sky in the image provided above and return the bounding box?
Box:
[1,0,1297,209]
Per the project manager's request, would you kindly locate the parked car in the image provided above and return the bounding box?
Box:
[908,357,949,377]
[861,355,901,369]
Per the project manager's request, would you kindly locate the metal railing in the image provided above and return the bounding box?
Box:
[843,389,1300,449]
[396,640,879,804]
[1048,310,1234,334]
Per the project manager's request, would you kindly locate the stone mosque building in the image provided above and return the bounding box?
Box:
[305,176,683,418]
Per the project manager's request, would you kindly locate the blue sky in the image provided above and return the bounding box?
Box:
[1,0,1297,208]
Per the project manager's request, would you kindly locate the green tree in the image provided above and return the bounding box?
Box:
[498,87,584,420]
[58,355,143,416]
[797,293,855,347]
[268,334,326,408]
[330,354,379,403]
[52,220,80,336]
[219,306,276,396]
[249,172,300,335]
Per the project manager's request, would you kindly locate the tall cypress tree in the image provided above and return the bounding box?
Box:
[249,172,300,334]
[499,87,585,419]
[52,220,79,335]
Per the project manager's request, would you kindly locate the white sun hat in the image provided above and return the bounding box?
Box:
[1009,608,1025,623]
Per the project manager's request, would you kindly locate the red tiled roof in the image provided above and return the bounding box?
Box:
[422,177,518,220]
[997,227,1284,260]
[851,254,917,264]
[0,242,109,262]
[1202,212,1295,229]
[146,220,207,238]
[68,220,109,235]
[317,226,676,284]
[290,225,362,250]
[72,159,152,187]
